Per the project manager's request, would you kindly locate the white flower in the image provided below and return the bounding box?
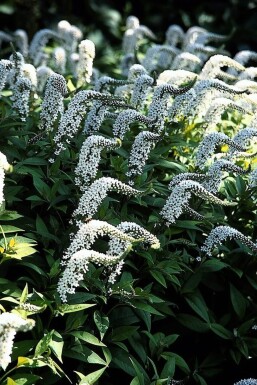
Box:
[228,127,257,158]
[108,221,160,253]
[58,248,129,302]
[29,29,61,66]
[22,63,37,91]
[39,73,67,132]
[168,172,206,190]
[74,135,121,189]
[0,312,35,370]
[142,45,179,73]
[177,79,245,121]
[126,131,160,180]
[195,132,245,169]
[94,76,130,93]
[204,97,249,130]
[130,74,154,109]
[36,66,54,94]
[13,29,28,57]
[203,159,246,193]
[72,177,141,220]
[171,52,202,72]
[234,379,257,385]
[200,54,245,80]
[0,152,11,208]
[57,20,83,57]
[10,76,32,121]
[52,47,67,74]
[148,81,195,133]
[62,219,137,262]
[53,90,127,156]
[165,24,184,47]
[113,109,155,139]
[201,225,257,256]
[77,39,95,86]
[160,180,236,224]
[0,59,12,94]
[122,16,156,54]
[249,168,257,188]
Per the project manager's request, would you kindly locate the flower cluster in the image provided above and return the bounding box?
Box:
[160,180,236,224]
[0,312,35,370]
[113,109,155,139]
[203,159,246,193]
[29,28,61,66]
[148,81,196,132]
[62,219,137,262]
[200,54,245,80]
[168,172,206,189]
[72,177,141,221]
[58,248,130,302]
[0,59,12,93]
[52,47,67,74]
[0,152,11,208]
[130,74,154,110]
[39,73,67,131]
[204,97,248,131]
[228,127,257,158]
[74,135,121,189]
[234,380,257,385]
[52,90,127,156]
[77,39,95,86]
[126,131,160,181]
[10,76,32,121]
[201,225,257,256]
[195,132,245,169]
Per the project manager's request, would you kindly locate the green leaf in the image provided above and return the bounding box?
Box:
[209,323,233,339]
[64,345,106,365]
[193,373,208,385]
[199,260,228,272]
[161,352,190,374]
[49,331,64,363]
[94,311,109,340]
[129,300,163,316]
[185,293,210,323]
[160,357,175,378]
[34,330,54,357]
[0,211,23,220]
[129,357,145,385]
[111,326,139,342]
[19,157,48,166]
[20,284,28,304]
[71,331,106,346]
[8,374,42,385]
[150,270,167,287]
[177,313,209,333]
[0,225,24,233]
[75,367,106,385]
[57,303,96,315]
[230,283,247,318]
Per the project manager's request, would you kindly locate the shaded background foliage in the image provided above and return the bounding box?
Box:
[0,0,257,52]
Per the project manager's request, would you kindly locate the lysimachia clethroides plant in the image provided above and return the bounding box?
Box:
[0,14,257,385]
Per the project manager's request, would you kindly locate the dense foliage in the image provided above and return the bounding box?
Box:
[0,13,257,385]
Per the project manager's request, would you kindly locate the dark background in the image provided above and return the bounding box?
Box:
[0,0,257,54]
